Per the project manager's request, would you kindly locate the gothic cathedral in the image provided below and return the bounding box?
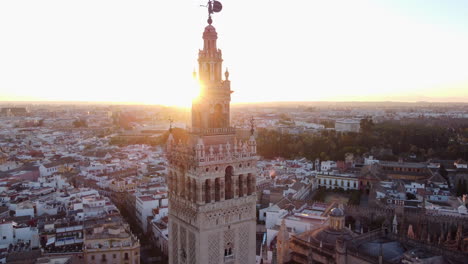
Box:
[166,5,258,264]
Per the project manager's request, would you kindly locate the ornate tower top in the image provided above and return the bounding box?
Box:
[192,0,233,133]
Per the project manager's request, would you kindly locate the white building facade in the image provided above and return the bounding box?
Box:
[136,195,159,233]
[317,172,359,190]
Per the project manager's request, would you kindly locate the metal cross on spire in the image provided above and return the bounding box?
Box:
[202,1,223,25]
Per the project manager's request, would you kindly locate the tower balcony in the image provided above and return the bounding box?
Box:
[167,148,257,168]
[190,126,236,136]
[197,152,257,166]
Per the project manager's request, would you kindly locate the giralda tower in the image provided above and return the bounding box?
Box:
[166,1,257,264]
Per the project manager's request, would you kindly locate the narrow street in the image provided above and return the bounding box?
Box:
[104,189,168,264]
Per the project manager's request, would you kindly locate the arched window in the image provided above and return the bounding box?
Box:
[224,242,233,257]
[225,166,234,200]
[192,179,197,202]
[187,179,191,200]
[247,173,254,195]
[212,104,224,128]
[215,178,221,201]
[180,175,186,197]
[205,179,211,203]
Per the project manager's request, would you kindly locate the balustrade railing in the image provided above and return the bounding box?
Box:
[190,127,236,135]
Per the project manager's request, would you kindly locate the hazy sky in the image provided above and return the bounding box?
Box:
[1,0,468,106]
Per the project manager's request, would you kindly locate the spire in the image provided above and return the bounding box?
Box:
[166,117,176,153]
[225,68,229,80]
[407,225,415,239]
[196,137,205,158]
[166,133,174,153]
[193,68,197,80]
[250,116,255,136]
[198,1,224,84]
[276,219,290,264]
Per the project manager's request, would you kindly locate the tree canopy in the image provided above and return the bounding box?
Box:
[256,120,468,161]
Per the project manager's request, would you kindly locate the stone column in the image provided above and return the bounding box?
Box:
[220,178,225,201]
[233,175,239,198]
[197,180,204,204]
[210,179,216,203]
[191,179,197,202]
[185,177,191,200]
[241,175,247,197]
[247,174,255,195]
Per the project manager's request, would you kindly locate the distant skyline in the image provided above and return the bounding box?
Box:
[1,0,468,106]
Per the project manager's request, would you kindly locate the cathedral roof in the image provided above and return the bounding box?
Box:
[307,226,355,247]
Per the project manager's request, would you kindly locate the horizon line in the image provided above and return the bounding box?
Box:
[1,99,468,107]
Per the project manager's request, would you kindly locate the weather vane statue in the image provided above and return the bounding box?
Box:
[202,0,223,24]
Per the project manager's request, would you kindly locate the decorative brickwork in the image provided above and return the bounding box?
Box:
[239,225,250,264]
[188,232,196,264]
[172,222,178,264]
[180,226,187,263]
[208,232,220,264]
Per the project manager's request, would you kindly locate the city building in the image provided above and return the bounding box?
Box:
[317,171,359,190]
[135,195,158,233]
[150,216,169,256]
[334,119,360,133]
[83,218,140,264]
[282,207,468,264]
[320,160,337,172]
[109,178,137,193]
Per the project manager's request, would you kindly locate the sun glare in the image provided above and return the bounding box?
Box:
[190,79,202,106]
[140,76,201,108]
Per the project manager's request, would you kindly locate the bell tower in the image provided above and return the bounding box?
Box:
[192,12,232,131]
[167,2,257,264]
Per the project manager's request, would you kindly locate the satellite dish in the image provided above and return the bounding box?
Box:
[212,1,222,13]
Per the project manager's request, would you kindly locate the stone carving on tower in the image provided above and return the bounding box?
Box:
[166,2,257,263]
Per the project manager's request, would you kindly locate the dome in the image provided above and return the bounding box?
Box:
[203,24,218,41]
[330,207,344,217]
[308,227,355,247]
[204,24,217,33]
